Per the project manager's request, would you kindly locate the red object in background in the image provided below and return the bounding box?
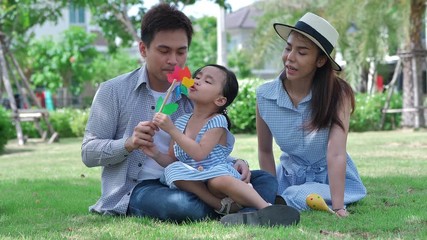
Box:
[376,75,384,92]
[35,91,46,108]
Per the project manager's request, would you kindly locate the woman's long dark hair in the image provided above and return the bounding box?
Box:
[192,64,239,130]
[308,53,355,132]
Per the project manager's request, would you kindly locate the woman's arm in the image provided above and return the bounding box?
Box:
[256,104,276,176]
[327,95,351,217]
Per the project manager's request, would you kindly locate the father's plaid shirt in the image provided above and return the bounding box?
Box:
[81,66,193,215]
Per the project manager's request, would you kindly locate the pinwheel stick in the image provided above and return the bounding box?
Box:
[158,79,177,113]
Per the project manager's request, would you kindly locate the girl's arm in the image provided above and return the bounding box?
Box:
[140,140,176,167]
[153,113,224,161]
[327,95,351,217]
[256,104,276,176]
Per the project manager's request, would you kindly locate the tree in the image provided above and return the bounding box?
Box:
[186,16,217,71]
[400,0,426,128]
[251,0,425,128]
[75,0,230,51]
[28,27,98,105]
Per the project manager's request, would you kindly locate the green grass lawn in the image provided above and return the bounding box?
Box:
[1,130,426,239]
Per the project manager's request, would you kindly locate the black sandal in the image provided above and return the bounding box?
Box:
[220,205,300,227]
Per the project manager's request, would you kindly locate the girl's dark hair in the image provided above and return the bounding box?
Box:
[192,64,239,130]
[140,3,193,47]
[296,51,355,132]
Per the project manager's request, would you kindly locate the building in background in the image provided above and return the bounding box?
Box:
[225,3,277,79]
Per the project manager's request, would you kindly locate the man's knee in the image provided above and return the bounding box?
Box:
[162,191,213,221]
[251,170,278,187]
[250,170,278,203]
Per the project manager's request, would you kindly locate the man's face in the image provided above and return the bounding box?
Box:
[139,29,189,92]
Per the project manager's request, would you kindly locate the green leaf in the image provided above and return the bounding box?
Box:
[155,97,164,112]
[180,85,189,96]
[155,97,178,115]
[161,103,179,115]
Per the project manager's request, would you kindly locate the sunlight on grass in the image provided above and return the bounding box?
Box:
[1,130,426,239]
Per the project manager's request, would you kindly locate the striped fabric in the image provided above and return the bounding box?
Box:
[256,77,367,211]
[164,114,240,188]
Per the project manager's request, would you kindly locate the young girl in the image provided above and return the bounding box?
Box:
[148,64,299,226]
[256,12,367,217]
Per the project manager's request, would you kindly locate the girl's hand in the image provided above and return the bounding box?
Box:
[153,113,174,132]
[140,145,160,159]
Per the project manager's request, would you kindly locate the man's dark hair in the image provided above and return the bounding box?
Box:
[140,3,193,48]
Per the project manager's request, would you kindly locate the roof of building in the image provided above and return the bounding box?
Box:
[225,4,262,29]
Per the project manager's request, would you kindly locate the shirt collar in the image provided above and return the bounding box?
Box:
[260,76,312,109]
[133,66,149,91]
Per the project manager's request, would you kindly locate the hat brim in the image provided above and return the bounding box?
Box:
[274,23,342,71]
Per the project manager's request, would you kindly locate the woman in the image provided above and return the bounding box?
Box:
[256,12,367,217]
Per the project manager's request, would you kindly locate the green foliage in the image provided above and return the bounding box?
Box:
[49,109,79,138]
[81,0,143,52]
[0,107,14,153]
[227,50,253,79]
[91,50,141,85]
[69,109,90,137]
[251,0,410,88]
[228,78,264,134]
[27,27,98,95]
[350,93,402,132]
[0,0,68,41]
[186,16,217,71]
[6,108,91,139]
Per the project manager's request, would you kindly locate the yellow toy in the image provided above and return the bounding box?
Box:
[306,193,334,214]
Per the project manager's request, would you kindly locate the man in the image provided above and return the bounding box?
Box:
[82,3,298,226]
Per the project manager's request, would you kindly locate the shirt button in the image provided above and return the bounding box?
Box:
[151,106,155,110]
[138,163,142,167]
[127,192,131,196]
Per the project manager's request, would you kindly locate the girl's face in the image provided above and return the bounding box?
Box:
[282,31,326,82]
[190,66,227,106]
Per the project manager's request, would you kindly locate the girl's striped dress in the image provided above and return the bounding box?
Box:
[164,114,240,188]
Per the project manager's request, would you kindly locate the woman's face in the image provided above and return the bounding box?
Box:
[282,31,326,82]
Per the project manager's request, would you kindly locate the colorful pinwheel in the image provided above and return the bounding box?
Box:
[155,66,195,115]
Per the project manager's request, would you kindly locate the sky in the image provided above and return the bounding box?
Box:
[141,0,257,18]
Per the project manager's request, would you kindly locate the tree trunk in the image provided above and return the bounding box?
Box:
[401,0,426,128]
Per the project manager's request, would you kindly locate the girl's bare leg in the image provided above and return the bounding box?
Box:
[208,176,270,210]
[174,180,222,211]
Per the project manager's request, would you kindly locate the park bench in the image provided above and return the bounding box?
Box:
[10,109,59,144]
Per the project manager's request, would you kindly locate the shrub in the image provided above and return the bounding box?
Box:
[5,108,90,140]
[69,109,89,137]
[0,107,14,153]
[228,78,265,134]
[350,93,402,132]
[49,109,76,138]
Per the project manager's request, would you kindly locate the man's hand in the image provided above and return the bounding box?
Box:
[234,159,251,183]
[125,121,158,152]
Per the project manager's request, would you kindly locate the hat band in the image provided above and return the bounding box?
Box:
[295,21,334,54]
